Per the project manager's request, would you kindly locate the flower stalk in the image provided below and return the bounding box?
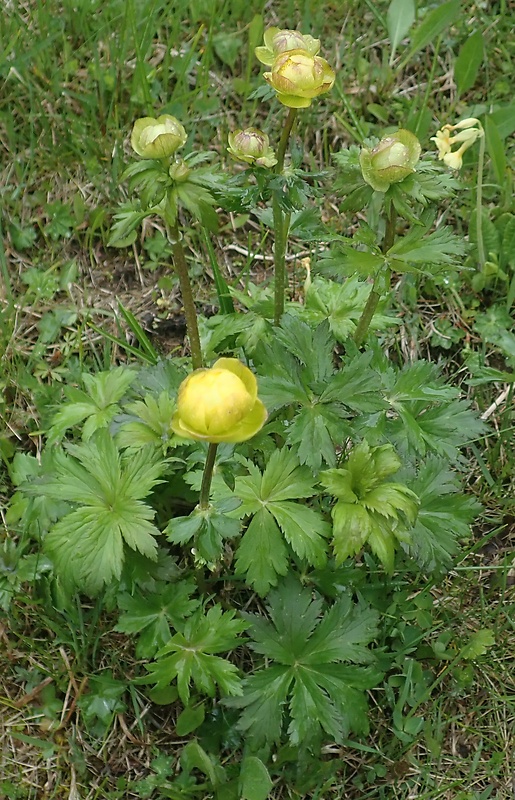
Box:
[273,108,297,326]
[353,206,396,347]
[167,222,203,370]
[199,443,218,510]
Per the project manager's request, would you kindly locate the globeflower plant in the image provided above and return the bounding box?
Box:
[171,358,267,443]
[131,114,187,159]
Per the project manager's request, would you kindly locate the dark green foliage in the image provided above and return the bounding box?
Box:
[230,578,380,747]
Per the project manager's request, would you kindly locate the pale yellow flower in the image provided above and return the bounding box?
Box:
[431,118,483,171]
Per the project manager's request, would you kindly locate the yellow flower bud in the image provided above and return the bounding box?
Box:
[131,115,187,159]
[171,358,267,443]
[264,50,335,108]
[255,27,320,65]
[169,158,191,181]
[360,129,421,192]
[227,128,277,168]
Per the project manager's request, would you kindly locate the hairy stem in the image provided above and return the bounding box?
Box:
[353,205,397,347]
[168,223,203,370]
[273,108,297,326]
[199,442,218,510]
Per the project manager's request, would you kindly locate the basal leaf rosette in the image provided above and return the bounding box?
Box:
[264,50,335,108]
[227,128,278,168]
[171,358,267,444]
[131,115,188,159]
[255,27,321,65]
[359,129,421,192]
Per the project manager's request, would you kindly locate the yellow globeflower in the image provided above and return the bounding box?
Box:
[264,50,335,108]
[171,358,267,443]
[131,115,187,159]
[255,27,320,65]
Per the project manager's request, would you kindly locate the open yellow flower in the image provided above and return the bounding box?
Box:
[171,358,267,443]
[264,50,335,108]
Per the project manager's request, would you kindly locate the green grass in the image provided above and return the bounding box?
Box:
[1,0,515,797]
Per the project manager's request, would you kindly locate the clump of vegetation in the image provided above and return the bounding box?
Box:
[1,1,514,798]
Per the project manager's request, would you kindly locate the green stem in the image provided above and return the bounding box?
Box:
[168,223,203,370]
[199,442,218,510]
[353,205,396,347]
[273,108,297,326]
[476,131,486,271]
[353,281,382,348]
[276,108,297,172]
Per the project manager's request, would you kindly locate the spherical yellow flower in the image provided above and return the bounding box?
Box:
[360,129,421,192]
[131,115,187,159]
[264,50,335,108]
[171,358,267,443]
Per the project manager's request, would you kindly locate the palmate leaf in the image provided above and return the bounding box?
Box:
[233,448,331,594]
[229,579,379,747]
[41,431,165,594]
[257,317,377,471]
[384,361,486,461]
[115,579,199,658]
[116,392,178,452]
[287,404,349,470]
[48,366,136,442]
[144,606,248,703]
[389,400,486,461]
[387,225,468,273]
[404,458,482,573]
[296,276,397,342]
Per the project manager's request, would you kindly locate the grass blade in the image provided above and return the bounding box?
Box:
[387,0,415,65]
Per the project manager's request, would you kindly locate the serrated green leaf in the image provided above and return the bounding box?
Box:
[48,366,136,442]
[455,30,484,96]
[461,629,495,660]
[259,447,315,502]
[40,432,164,594]
[231,580,379,747]
[115,580,199,658]
[321,352,388,412]
[387,226,467,268]
[405,458,481,573]
[271,502,330,567]
[287,405,345,470]
[145,606,247,703]
[235,509,289,595]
